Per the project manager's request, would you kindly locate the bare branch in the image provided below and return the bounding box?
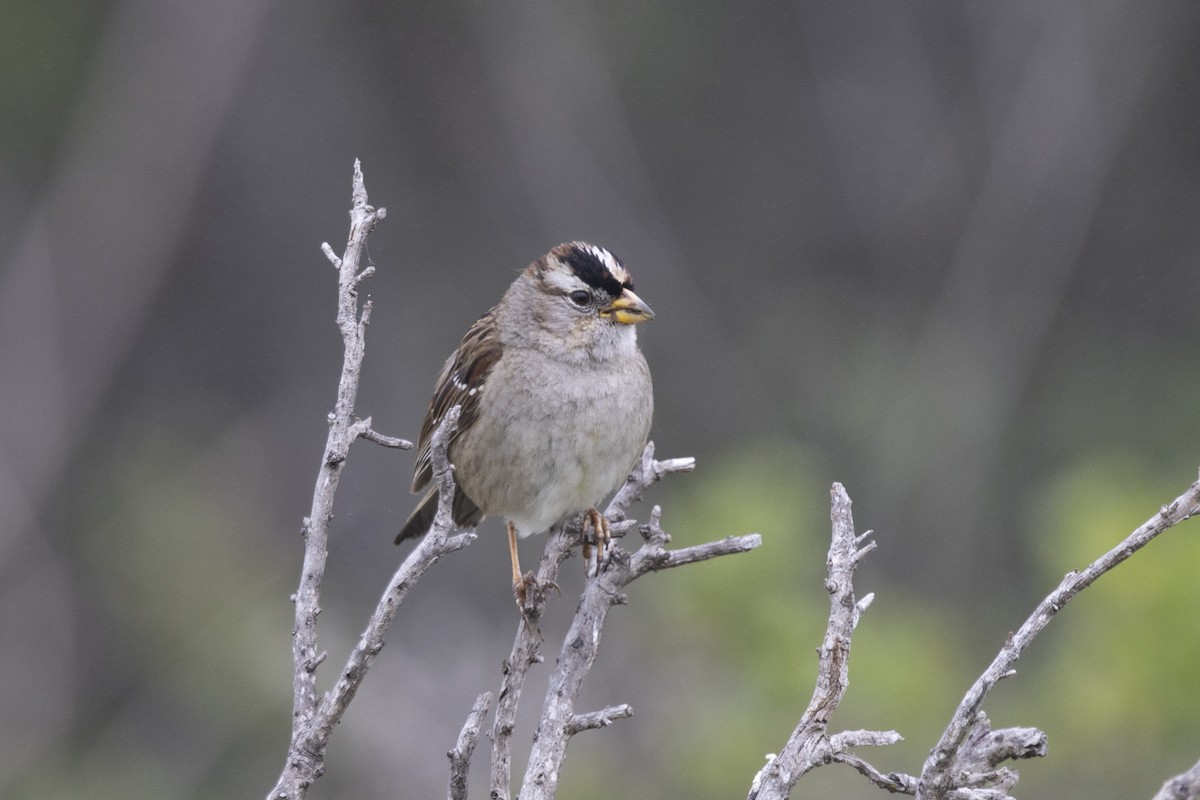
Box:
[829,729,905,751]
[322,409,474,727]
[958,715,1047,770]
[271,406,474,799]
[1154,757,1200,800]
[486,441,708,799]
[321,241,341,268]
[271,162,385,800]
[831,750,916,794]
[607,440,695,522]
[519,500,760,800]
[748,483,901,800]
[917,475,1200,799]
[267,162,471,800]
[628,511,762,574]
[448,692,493,800]
[944,790,1015,800]
[488,527,575,800]
[565,704,634,736]
[348,415,413,449]
[475,444,756,800]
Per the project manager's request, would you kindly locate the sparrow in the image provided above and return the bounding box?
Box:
[395,242,654,606]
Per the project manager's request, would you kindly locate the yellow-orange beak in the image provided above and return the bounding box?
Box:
[600,288,655,325]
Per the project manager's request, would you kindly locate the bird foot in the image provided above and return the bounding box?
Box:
[513,571,559,618]
[582,507,612,578]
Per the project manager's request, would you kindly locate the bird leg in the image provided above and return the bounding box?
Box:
[582,507,611,578]
[509,520,553,615]
[510,521,531,603]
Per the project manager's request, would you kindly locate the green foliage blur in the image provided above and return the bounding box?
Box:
[1016,456,1200,799]
[560,448,1200,800]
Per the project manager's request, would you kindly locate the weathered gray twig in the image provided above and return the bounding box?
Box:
[747,482,900,800]
[831,749,916,794]
[608,440,695,522]
[482,441,755,800]
[1153,757,1200,800]
[449,691,494,800]
[917,474,1200,800]
[267,163,472,800]
[914,712,1047,800]
[487,440,697,800]
[519,504,761,800]
[304,408,474,757]
[488,525,574,800]
[350,415,412,449]
[565,704,634,736]
[269,161,386,800]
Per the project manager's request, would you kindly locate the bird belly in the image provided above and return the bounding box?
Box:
[452,353,650,538]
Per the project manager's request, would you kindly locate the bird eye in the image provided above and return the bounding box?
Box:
[568,289,591,307]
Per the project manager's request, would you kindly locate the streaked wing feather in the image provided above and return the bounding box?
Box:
[410,309,502,493]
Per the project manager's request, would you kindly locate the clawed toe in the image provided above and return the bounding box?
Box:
[513,570,537,608]
[583,507,612,578]
[513,571,558,625]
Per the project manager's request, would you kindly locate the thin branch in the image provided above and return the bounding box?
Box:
[829,729,906,751]
[488,526,574,800]
[349,415,413,449]
[519,502,760,800]
[270,399,472,799]
[944,790,1014,800]
[748,483,901,800]
[831,750,916,794]
[267,163,472,800]
[475,442,756,800]
[565,704,634,736]
[273,161,384,800]
[486,440,706,800]
[917,475,1200,800]
[448,691,494,800]
[607,440,694,522]
[1153,757,1200,800]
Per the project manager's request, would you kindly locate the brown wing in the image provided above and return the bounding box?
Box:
[409,308,502,493]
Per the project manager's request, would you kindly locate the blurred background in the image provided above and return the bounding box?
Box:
[3,1,1200,798]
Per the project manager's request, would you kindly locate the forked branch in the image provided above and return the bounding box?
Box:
[267,163,472,800]
[479,442,760,800]
[748,483,900,800]
[917,474,1200,799]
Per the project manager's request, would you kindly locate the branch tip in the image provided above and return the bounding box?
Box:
[351,417,412,449]
[321,242,341,268]
[919,476,1200,798]
[270,162,476,800]
[351,159,367,206]
[853,540,878,562]
[856,592,875,614]
[449,692,494,800]
[566,704,634,736]
[658,456,696,473]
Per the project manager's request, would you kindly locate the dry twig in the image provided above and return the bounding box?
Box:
[479,442,759,800]
[917,475,1200,800]
[449,691,494,800]
[267,163,473,800]
[748,483,901,799]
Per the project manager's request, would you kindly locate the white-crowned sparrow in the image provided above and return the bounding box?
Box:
[395,241,655,602]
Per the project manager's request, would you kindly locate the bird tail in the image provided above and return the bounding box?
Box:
[394,489,437,544]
